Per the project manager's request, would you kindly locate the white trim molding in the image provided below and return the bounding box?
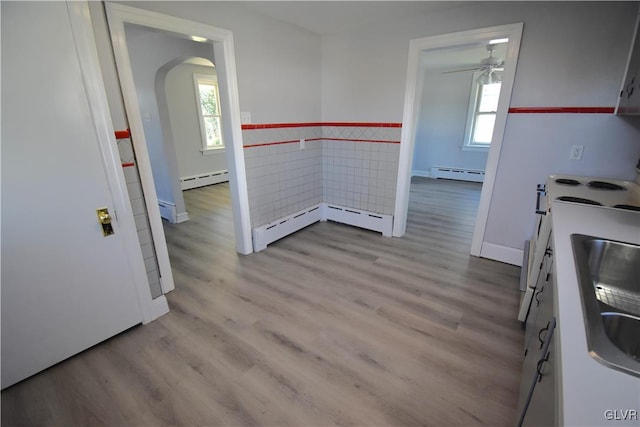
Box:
[67,1,169,324]
[394,23,524,260]
[193,73,225,151]
[105,5,253,298]
[479,242,524,267]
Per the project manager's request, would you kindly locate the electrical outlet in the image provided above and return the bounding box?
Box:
[569,144,584,160]
[240,112,252,124]
[300,138,306,150]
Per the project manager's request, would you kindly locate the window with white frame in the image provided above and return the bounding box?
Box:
[463,71,502,150]
[194,74,224,151]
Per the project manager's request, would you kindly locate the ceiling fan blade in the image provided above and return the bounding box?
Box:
[441,67,482,74]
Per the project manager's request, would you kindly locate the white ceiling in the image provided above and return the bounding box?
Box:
[239,1,504,68]
[239,1,474,36]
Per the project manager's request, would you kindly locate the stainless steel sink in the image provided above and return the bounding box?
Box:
[571,234,640,377]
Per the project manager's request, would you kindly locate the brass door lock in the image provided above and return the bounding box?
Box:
[96,207,114,236]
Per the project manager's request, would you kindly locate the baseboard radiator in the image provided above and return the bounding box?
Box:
[430,166,485,183]
[158,199,177,223]
[252,203,393,252]
[158,199,189,224]
[180,170,229,190]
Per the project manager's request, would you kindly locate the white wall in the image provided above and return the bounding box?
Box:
[413,68,488,175]
[121,1,322,123]
[321,1,640,252]
[125,24,215,217]
[92,2,639,256]
[165,63,228,180]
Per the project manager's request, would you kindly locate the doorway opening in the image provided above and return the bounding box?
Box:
[394,23,523,260]
[105,3,253,297]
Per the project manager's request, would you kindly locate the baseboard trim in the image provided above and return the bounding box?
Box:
[176,212,190,223]
[479,242,524,266]
[252,203,393,252]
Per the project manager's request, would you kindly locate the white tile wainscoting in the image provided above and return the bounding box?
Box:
[243,122,401,250]
[117,134,163,298]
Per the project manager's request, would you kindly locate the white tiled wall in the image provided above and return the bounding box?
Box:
[118,137,163,298]
[244,140,323,227]
[242,125,322,146]
[243,124,401,228]
[322,140,399,214]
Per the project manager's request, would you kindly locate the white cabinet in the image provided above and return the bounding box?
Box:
[520,322,557,427]
[517,233,557,427]
[616,9,640,115]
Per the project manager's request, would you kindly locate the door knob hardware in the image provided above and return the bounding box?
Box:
[96,207,114,236]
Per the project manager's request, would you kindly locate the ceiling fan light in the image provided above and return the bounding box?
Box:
[476,70,491,85]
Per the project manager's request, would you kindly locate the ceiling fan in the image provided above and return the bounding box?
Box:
[442,44,504,83]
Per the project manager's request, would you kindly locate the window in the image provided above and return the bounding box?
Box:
[463,72,502,150]
[194,74,224,152]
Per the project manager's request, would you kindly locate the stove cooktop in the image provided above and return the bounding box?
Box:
[555,178,581,186]
[587,181,626,191]
[555,196,603,206]
[547,174,640,211]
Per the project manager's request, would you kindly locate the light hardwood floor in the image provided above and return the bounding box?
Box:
[2,178,524,426]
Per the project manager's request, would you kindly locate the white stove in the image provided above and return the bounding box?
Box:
[518,174,640,322]
[546,174,640,211]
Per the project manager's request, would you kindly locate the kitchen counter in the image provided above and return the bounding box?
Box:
[552,201,640,427]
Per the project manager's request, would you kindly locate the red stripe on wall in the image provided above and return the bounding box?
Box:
[508,107,615,114]
[243,140,302,148]
[322,138,401,144]
[114,129,131,139]
[241,122,402,130]
[243,137,400,148]
[321,122,402,128]
[122,162,135,168]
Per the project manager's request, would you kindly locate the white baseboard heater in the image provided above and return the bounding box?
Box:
[252,203,393,252]
[158,199,189,224]
[180,170,229,190]
[431,166,485,183]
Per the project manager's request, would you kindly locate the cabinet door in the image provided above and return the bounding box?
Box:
[523,246,553,355]
[519,322,557,427]
[518,247,555,421]
[520,222,552,323]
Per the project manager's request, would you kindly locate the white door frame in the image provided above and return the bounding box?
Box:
[105,4,254,284]
[393,23,524,257]
[68,1,168,323]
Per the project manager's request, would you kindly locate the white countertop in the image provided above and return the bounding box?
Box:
[551,201,640,427]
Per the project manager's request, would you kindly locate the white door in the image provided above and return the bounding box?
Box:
[1,2,144,388]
